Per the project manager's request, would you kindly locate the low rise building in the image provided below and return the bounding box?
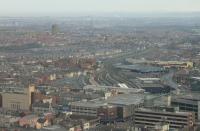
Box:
[19,115,38,128]
[70,94,144,121]
[70,99,105,117]
[0,114,20,128]
[32,102,51,114]
[59,115,99,131]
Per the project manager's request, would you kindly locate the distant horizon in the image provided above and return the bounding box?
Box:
[0,0,200,17]
[1,11,200,18]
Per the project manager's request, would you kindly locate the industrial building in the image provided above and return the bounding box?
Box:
[126,58,193,69]
[114,64,165,73]
[134,77,171,94]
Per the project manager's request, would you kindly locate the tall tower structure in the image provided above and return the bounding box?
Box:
[51,24,59,35]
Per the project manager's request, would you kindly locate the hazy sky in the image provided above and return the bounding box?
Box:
[0,0,200,16]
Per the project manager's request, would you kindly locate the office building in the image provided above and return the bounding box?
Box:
[0,85,35,111]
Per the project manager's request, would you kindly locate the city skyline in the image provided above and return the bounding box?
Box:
[1,0,200,130]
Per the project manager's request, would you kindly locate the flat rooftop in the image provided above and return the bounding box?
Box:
[70,94,145,108]
[114,64,164,73]
[137,77,160,81]
[173,92,200,101]
[83,85,144,93]
[106,94,144,106]
[70,99,107,108]
[136,108,192,116]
